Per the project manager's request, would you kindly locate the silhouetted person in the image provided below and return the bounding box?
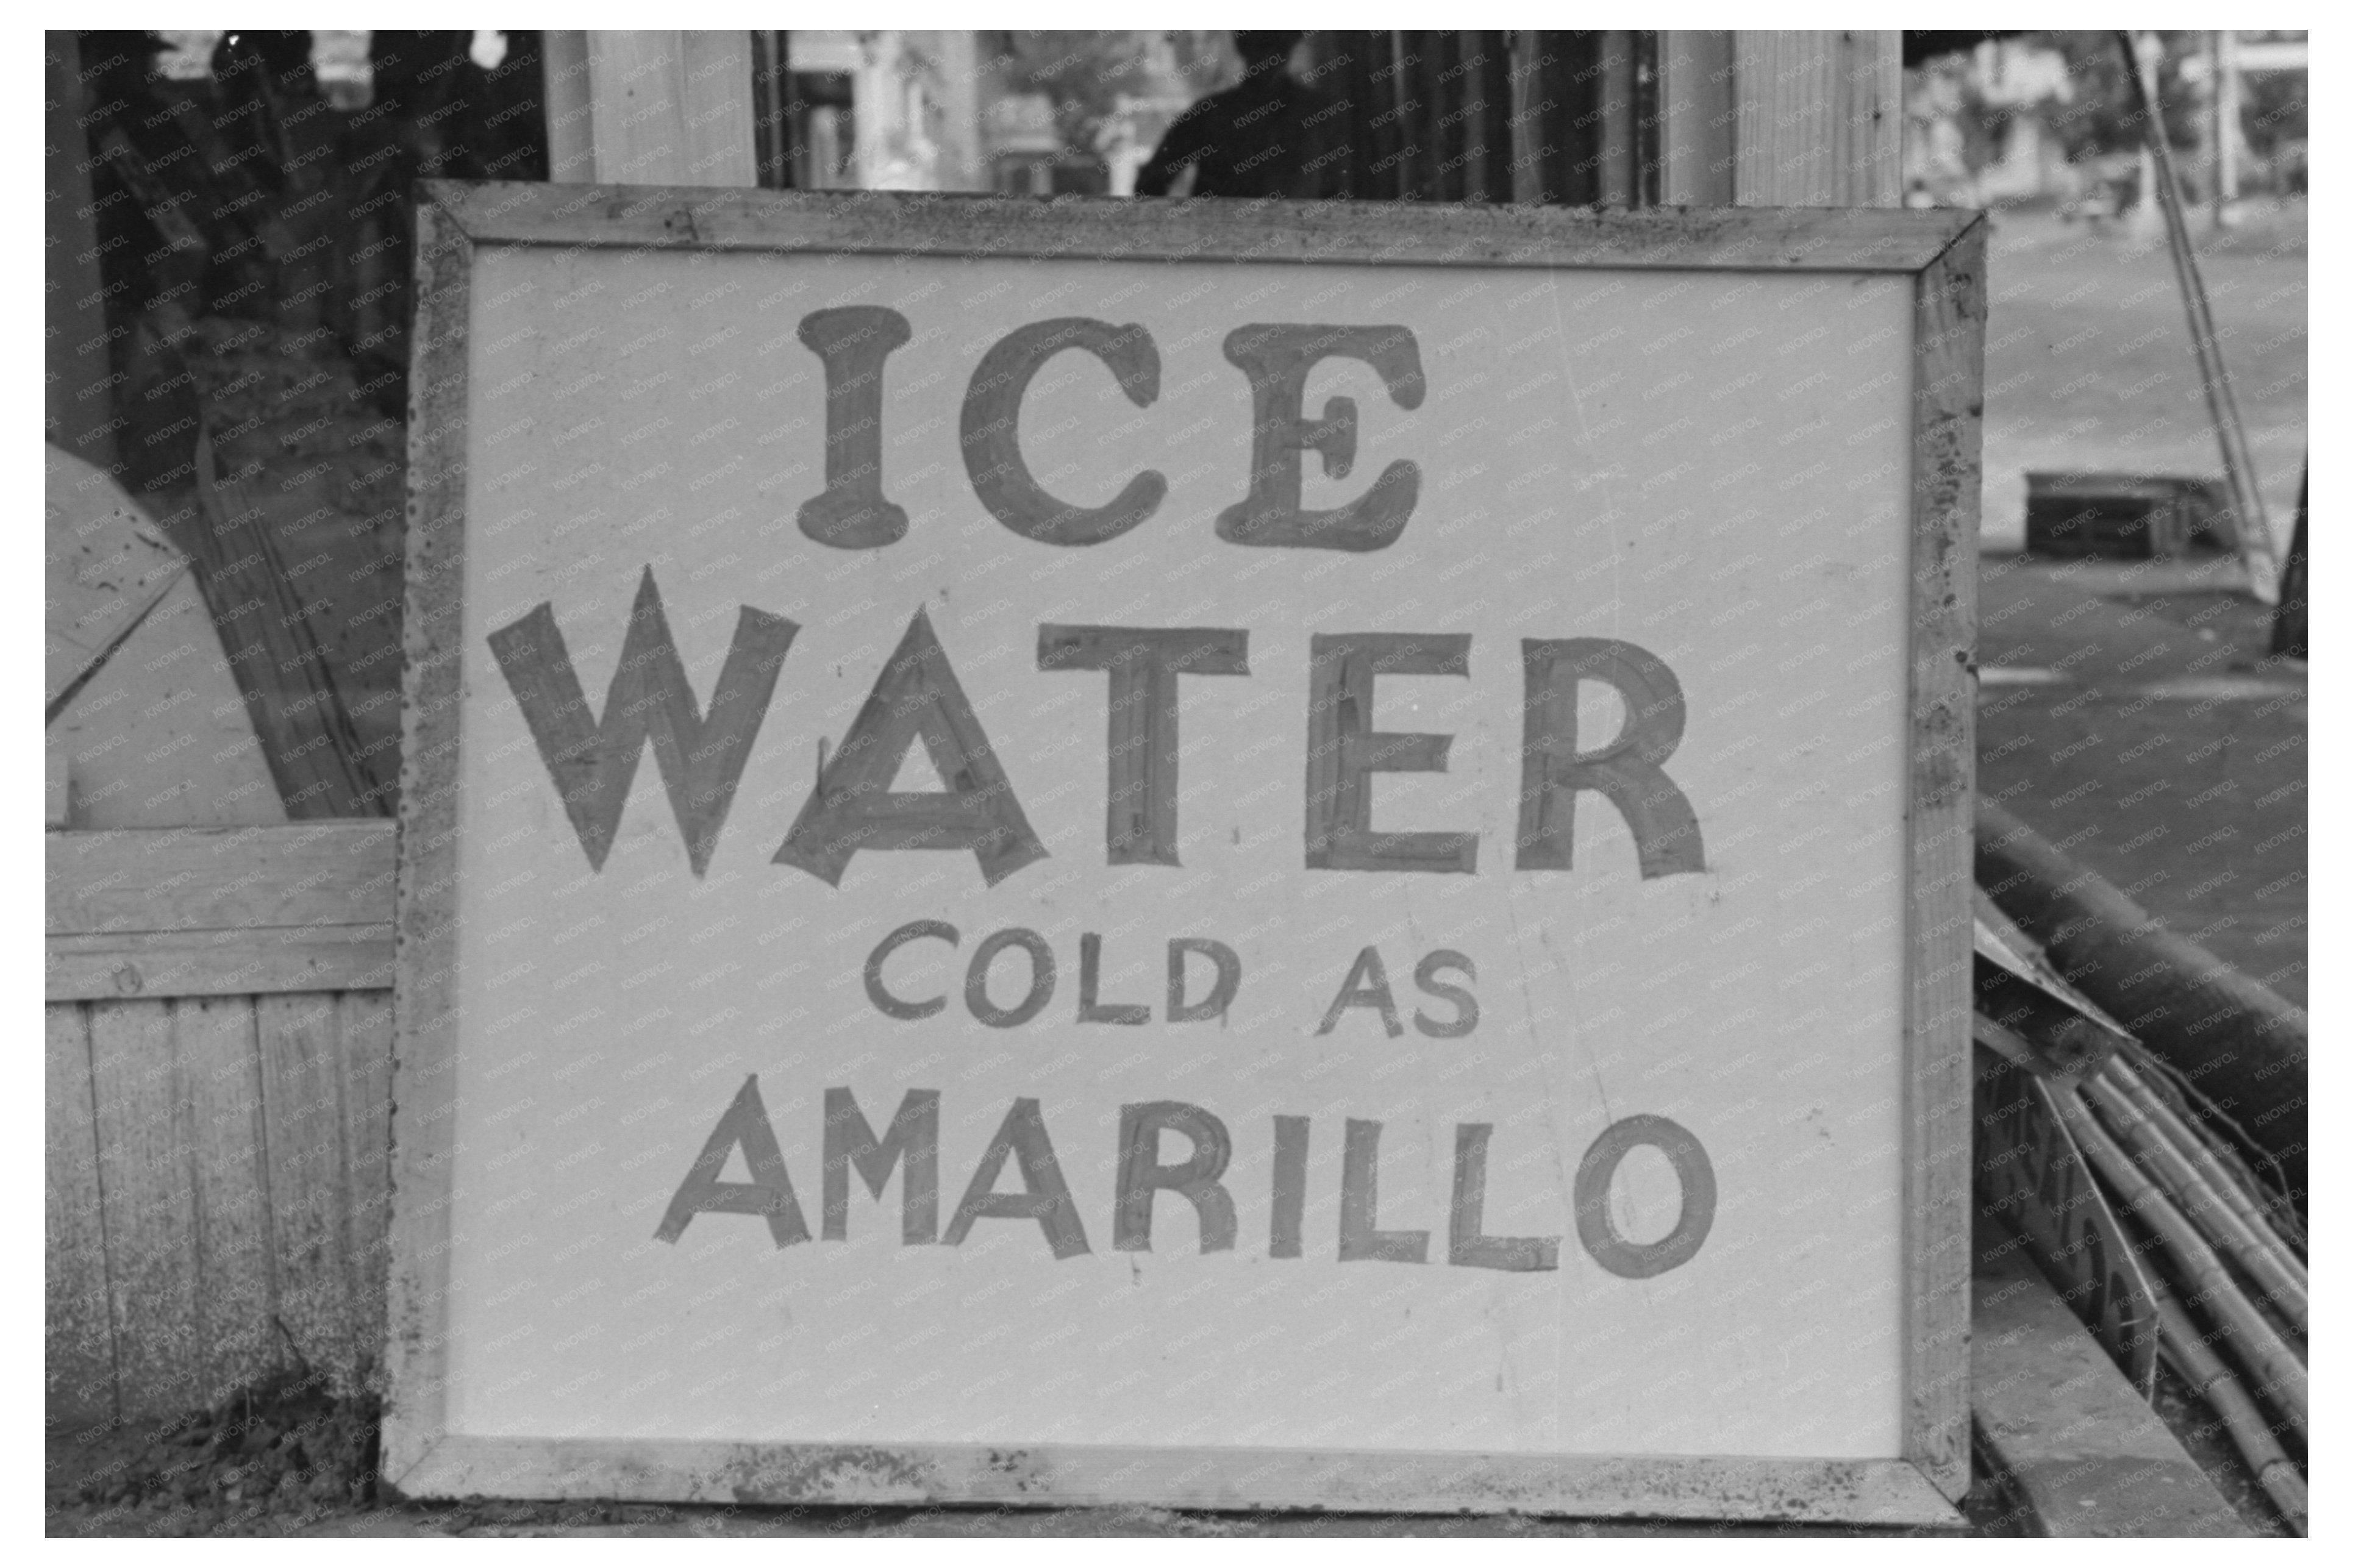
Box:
[1135,32,1343,199]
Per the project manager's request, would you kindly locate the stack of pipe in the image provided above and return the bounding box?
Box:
[1977,800,2307,1533]
[2055,1043,2307,1533]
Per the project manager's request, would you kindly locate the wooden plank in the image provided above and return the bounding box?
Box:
[1658,31,1737,205]
[46,738,71,830]
[184,431,390,818]
[257,993,356,1384]
[393,1439,1960,1525]
[47,823,396,936]
[426,180,1978,273]
[47,925,396,1003]
[46,1003,117,1428]
[543,30,756,187]
[340,991,397,1384]
[1410,33,1447,201]
[1734,31,1902,207]
[48,572,288,830]
[1477,38,1514,201]
[382,193,473,1484]
[1901,218,1989,1503]
[1507,32,1544,204]
[1596,31,1638,206]
[1973,1253,2245,1536]
[87,999,201,1421]
[43,447,185,713]
[178,996,276,1406]
[1546,33,1602,208]
[45,35,116,470]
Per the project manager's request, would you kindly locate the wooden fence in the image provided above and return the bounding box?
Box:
[46,822,395,1428]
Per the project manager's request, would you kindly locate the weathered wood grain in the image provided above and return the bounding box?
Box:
[1734,32,1903,207]
[391,1438,1961,1525]
[382,193,473,1481]
[179,996,276,1406]
[543,30,757,187]
[257,993,352,1383]
[185,432,390,818]
[1901,216,1988,1502]
[88,999,202,1420]
[340,990,397,1381]
[46,823,397,1002]
[47,925,396,1003]
[46,824,395,936]
[46,1003,116,1428]
[424,180,1976,274]
[1658,32,1736,205]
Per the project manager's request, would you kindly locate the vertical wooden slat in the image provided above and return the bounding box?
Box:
[381,193,472,1484]
[1904,218,1990,1503]
[187,437,391,818]
[1508,33,1543,204]
[1733,31,1902,207]
[1658,30,1737,205]
[1634,32,1662,206]
[1455,33,1489,201]
[46,1003,117,1428]
[1366,33,1407,201]
[341,990,397,1381]
[45,34,117,472]
[541,30,758,187]
[1398,32,1435,201]
[257,992,353,1382]
[88,998,201,1420]
[1428,34,1463,201]
[1546,33,1603,207]
[751,30,795,190]
[1597,32,1638,206]
[179,995,277,1406]
[1478,38,1515,201]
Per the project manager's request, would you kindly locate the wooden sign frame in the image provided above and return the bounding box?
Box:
[385,183,1985,1525]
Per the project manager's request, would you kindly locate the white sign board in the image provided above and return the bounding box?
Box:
[388,187,1983,1523]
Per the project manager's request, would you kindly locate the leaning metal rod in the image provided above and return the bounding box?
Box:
[2115,29,2279,601]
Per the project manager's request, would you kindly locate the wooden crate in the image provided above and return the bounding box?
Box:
[46,824,395,1427]
[2023,471,2237,559]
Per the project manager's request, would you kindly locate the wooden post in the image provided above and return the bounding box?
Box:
[543,30,756,186]
[1596,32,1637,206]
[1657,31,1735,205]
[751,30,794,188]
[1732,30,1902,206]
[2212,30,2241,223]
[46,32,118,472]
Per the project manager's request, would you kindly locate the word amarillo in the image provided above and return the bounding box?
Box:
[660,1078,1718,1279]
[490,577,1705,885]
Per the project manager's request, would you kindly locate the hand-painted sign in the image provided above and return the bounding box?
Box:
[387,187,1985,1523]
